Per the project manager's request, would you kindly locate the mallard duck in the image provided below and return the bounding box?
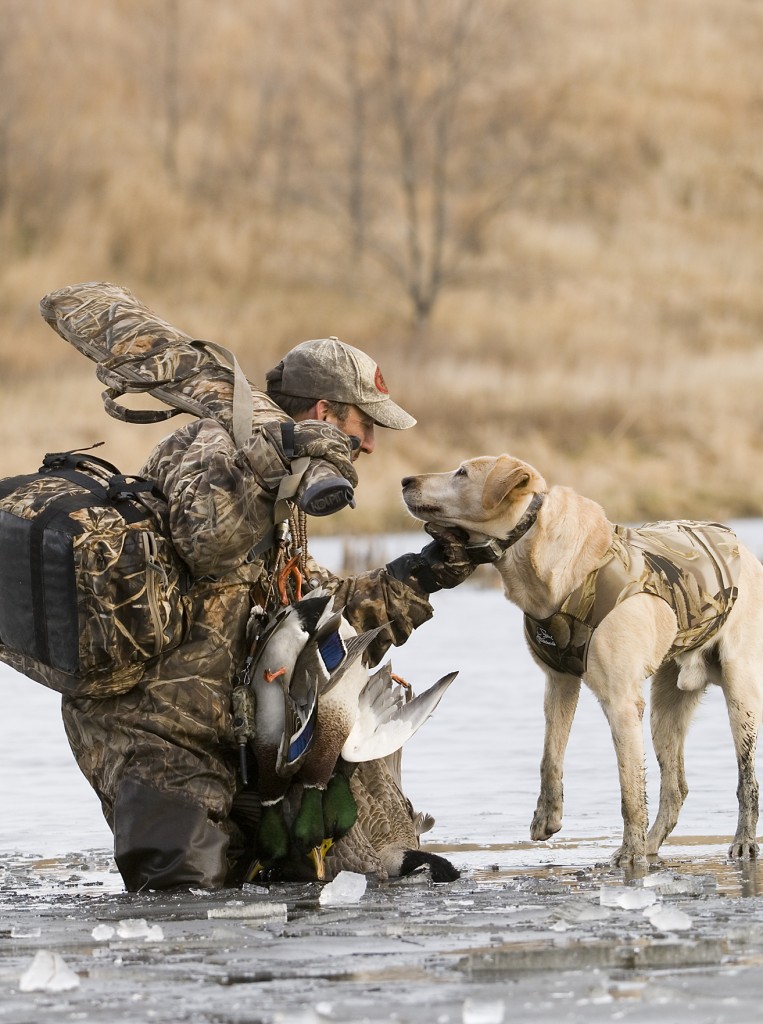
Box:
[247,592,382,877]
[290,617,457,878]
[245,593,329,871]
[325,752,460,883]
[244,589,458,880]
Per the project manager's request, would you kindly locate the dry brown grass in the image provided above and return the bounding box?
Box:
[2,0,763,533]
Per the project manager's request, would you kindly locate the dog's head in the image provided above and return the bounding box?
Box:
[401,455,547,540]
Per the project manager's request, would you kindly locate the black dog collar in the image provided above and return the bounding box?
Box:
[466,491,546,564]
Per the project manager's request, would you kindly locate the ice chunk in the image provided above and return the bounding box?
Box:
[19,950,80,992]
[91,924,115,941]
[599,885,658,909]
[319,871,367,906]
[644,904,692,931]
[207,903,287,921]
[10,925,41,938]
[117,918,151,938]
[114,918,163,941]
[642,870,713,896]
[273,1011,319,1023]
[554,900,612,924]
[462,997,506,1024]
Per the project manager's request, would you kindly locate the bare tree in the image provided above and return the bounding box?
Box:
[162,0,181,180]
[299,0,548,326]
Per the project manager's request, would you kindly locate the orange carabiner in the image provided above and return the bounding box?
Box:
[278,553,303,605]
[391,672,413,702]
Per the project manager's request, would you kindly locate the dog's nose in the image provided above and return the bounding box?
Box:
[401,476,414,488]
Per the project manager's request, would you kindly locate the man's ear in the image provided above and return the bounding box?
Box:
[483,456,531,511]
[313,399,331,421]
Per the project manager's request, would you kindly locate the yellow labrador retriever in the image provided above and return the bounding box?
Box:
[402,454,763,866]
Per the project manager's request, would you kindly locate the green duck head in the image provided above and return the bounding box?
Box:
[256,800,290,863]
[322,772,358,840]
[292,785,329,880]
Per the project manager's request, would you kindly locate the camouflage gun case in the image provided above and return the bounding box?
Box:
[0,450,188,698]
[39,280,290,447]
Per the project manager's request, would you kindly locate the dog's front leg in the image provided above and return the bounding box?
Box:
[600,695,649,866]
[531,672,581,842]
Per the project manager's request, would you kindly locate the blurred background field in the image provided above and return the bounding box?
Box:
[1,0,762,533]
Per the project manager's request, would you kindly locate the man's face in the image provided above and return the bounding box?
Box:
[326,404,376,458]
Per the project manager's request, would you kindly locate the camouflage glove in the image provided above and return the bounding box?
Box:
[385,523,476,594]
[244,420,358,518]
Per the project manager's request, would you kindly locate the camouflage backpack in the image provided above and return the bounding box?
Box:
[0,448,188,698]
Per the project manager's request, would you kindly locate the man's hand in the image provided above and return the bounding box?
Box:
[385,523,477,594]
[419,523,476,589]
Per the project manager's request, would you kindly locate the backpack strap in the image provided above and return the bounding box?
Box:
[25,489,112,665]
[39,451,166,525]
[94,338,255,448]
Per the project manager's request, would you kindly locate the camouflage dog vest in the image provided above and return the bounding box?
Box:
[524,521,740,677]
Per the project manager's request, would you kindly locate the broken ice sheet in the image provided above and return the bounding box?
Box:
[207,902,287,921]
[553,900,613,925]
[318,870,367,906]
[19,950,80,992]
[643,903,692,931]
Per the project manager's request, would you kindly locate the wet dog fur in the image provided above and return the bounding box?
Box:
[402,454,763,866]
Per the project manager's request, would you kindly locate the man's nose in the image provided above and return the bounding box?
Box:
[360,428,375,455]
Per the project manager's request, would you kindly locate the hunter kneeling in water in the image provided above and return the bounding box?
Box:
[1,284,478,891]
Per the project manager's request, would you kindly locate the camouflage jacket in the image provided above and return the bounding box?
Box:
[61,417,434,829]
[137,416,434,662]
[524,520,740,677]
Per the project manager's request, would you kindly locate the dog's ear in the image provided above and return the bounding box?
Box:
[482,456,531,511]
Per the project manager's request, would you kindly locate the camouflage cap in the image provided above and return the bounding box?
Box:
[271,337,416,430]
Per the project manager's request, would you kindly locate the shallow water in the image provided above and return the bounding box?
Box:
[3,521,763,871]
[4,523,763,1023]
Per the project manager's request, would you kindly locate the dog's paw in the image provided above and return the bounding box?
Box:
[610,846,648,869]
[530,808,562,842]
[728,838,760,860]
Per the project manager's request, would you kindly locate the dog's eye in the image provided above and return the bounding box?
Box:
[454,467,467,478]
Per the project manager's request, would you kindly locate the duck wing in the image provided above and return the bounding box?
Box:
[275,596,343,777]
[319,621,390,696]
[341,669,458,762]
[250,593,333,779]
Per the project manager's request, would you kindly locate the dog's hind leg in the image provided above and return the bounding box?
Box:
[720,664,762,859]
[647,660,705,856]
[718,548,763,859]
[530,672,581,842]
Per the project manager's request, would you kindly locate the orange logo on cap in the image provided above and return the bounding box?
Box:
[374,366,389,394]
